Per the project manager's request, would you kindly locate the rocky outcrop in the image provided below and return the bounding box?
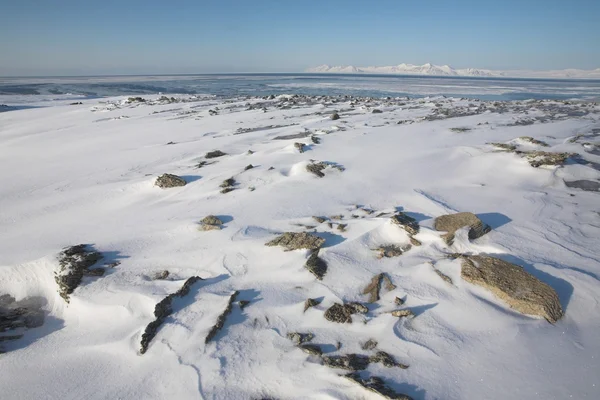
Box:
[266,232,325,251]
[306,161,344,178]
[390,212,420,236]
[199,215,223,231]
[304,298,321,312]
[155,174,186,188]
[205,291,239,343]
[0,295,45,352]
[55,244,104,302]
[362,273,396,303]
[140,276,203,354]
[322,354,370,371]
[434,212,490,245]
[374,245,408,259]
[305,251,328,280]
[459,255,563,323]
[286,332,314,345]
[205,150,227,159]
[324,302,368,323]
[345,374,413,400]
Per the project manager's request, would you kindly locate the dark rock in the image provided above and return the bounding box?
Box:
[266,232,325,251]
[489,142,518,152]
[322,354,370,370]
[564,179,600,191]
[205,150,227,159]
[370,351,408,368]
[433,212,490,245]
[82,268,105,277]
[294,142,306,153]
[337,223,347,232]
[304,298,322,312]
[330,113,340,120]
[372,109,383,114]
[55,244,103,302]
[394,296,405,306]
[300,344,323,356]
[363,273,397,302]
[361,339,378,350]
[220,177,236,188]
[140,276,203,354]
[239,300,250,309]
[152,270,170,280]
[0,295,45,351]
[374,245,407,259]
[312,216,327,224]
[459,255,563,323]
[287,332,314,345]
[324,302,368,323]
[155,173,186,188]
[306,251,328,280]
[390,212,420,236]
[434,269,452,284]
[220,187,235,194]
[244,164,254,171]
[524,151,573,167]
[345,373,413,400]
[311,135,321,144]
[205,291,239,343]
[200,215,223,231]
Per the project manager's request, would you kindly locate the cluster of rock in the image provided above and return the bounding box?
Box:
[0,295,45,353]
[140,276,203,354]
[55,244,104,302]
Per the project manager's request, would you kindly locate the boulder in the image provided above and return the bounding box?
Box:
[155,174,186,188]
[460,255,563,323]
[434,212,490,245]
[266,232,325,251]
[200,215,223,231]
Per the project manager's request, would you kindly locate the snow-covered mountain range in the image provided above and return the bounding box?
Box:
[307,63,600,79]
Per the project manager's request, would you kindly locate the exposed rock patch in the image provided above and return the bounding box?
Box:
[199,215,223,231]
[155,173,186,188]
[55,244,104,302]
[362,273,396,303]
[330,112,340,120]
[205,291,239,343]
[305,251,328,280]
[390,212,420,236]
[370,351,408,369]
[140,276,203,354]
[287,332,314,345]
[391,309,415,318]
[152,270,170,280]
[0,295,45,352]
[434,269,453,284]
[434,212,490,245]
[266,232,325,251]
[374,245,409,259]
[304,298,322,312]
[459,255,563,323]
[306,161,344,178]
[205,150,227,159]
[361,339,378,350]
[345,374,413,400]
[322,354,370,370]
[324,302,368,323]
[294,142,306,153]
[519,136,549,147]
[524,151,573,167]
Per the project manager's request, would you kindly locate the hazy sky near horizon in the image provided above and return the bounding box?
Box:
[1,0,599,76]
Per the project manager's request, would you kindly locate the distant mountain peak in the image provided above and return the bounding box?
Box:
[306,63,600,79]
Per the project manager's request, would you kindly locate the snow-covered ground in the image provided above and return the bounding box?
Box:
[0,94,599,400]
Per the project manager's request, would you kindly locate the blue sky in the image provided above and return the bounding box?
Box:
[1,0,599,75]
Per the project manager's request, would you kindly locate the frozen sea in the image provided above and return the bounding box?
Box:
[1,74,600,106]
